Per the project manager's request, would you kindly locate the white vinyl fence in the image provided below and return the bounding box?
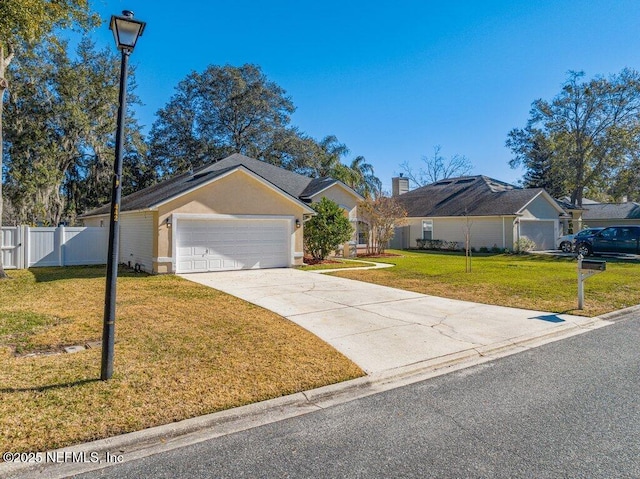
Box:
[1,226,108,269]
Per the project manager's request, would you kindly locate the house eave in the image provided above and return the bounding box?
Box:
[79,208,153,220]
[306,180,364,202]
[151,165,316,215]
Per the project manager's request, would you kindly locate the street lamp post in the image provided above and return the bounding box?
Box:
[101,10,146,380]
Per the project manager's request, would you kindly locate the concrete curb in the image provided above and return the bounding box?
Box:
[306,259,395,274]
[597,304,640,322]
[1,313,623,479]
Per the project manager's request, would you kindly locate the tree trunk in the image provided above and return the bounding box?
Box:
[0,45,9,279]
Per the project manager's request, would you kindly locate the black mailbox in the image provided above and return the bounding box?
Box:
[581,260,606,271]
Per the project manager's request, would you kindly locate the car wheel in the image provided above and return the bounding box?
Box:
[576,243,592,256]
[560,241,573,253]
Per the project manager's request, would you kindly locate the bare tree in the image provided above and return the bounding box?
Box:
[358,196,407,255]
[400,145,473,187]
[463,213,473,273]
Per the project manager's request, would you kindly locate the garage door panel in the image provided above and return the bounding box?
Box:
[177,218,290,273]
[222,259,237,269]
[208,259,223,270]
[520,221,555,251]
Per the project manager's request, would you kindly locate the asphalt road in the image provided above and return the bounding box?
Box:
[79,315,640,479]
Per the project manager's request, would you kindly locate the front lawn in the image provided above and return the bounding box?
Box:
[0,267,363,454]
[330,250,640,317]
[297,258,375,270]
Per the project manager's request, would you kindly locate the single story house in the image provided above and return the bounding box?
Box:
[555,197,640,233]
[579,202,640,228]
[389,175,567,251]
[80,153,362,273]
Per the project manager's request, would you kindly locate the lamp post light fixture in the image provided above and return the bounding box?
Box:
[101,10,146,381]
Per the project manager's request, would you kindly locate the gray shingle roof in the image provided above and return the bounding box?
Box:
[582,202,640,220]
[395,176,546,217]
[81,154,349,217]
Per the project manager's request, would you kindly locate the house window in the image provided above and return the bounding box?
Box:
[422,220,433,240]
[356,221,368,245]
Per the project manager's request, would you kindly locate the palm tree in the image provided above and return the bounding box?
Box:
[314,135,349,177]
[313,136,382,198]
[348,156,382,198]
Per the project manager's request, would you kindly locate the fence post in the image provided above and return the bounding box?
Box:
[24,226,30,268]
[56,226,64,266]
[17,226,24,269]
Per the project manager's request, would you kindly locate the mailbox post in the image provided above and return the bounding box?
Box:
[577,254,606,309]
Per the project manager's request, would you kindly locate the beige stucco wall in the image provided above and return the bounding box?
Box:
[309,183,360,218]
[520,194,562,219]
[82,172,363,272]
[119,211,156,271]
[81,215,108,227]
[155,170,308,272]
[403,216,516,250]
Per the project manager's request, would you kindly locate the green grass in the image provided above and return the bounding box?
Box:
[329,250,640,316]
[0,266,363,454]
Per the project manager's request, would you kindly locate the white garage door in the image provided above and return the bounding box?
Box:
[519,220,556,251]
[176,218,290,273]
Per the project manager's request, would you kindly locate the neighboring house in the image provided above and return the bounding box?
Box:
[80,154,362,273]
[580,202,640,228]
[556,197,640,233]
[389,175,566,251]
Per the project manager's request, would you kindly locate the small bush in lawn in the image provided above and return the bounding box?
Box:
[304,198,354,260]
[514,236,537,253]
[416,239,460,251]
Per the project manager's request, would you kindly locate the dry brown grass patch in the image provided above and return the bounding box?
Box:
[0,267,363,453]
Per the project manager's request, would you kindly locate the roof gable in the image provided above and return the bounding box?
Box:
[153,166,315,214]
[80,153,360,218]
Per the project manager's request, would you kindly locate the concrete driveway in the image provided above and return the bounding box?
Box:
[180,268,610,374]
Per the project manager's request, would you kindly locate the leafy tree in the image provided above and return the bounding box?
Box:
[148,67,382,195]
[342,156,381,198]
[357,196,407,255]
[259,127,319,171]
[608,151,640,201]
[306,135,381,197]
[507,130,570,197]
[148,64,297,175]
[507,70,640,206]
[400,145,472,187]
[304,197,354,260]
[4,38,148,225]
[306,135,350,178]
[0,0,97,277]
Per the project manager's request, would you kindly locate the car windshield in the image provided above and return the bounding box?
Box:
[576,228,602,238]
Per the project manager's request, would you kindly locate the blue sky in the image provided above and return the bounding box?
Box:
[86,0,640,192]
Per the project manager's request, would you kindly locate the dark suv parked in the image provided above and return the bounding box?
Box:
[575,226,640,256]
